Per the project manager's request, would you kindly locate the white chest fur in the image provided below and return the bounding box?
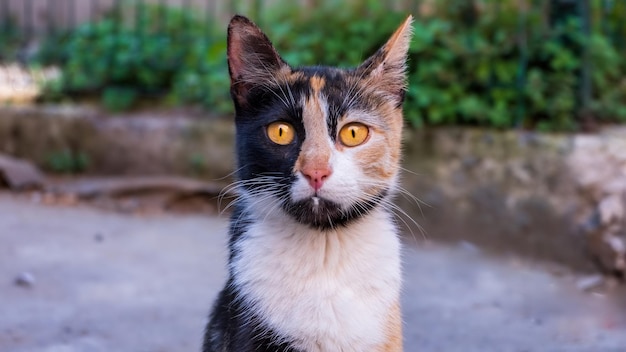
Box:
[231,207,402,352]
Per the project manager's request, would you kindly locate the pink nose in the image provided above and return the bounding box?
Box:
[302,167,332,191]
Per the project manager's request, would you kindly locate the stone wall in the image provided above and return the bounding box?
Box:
[568,131,626,274]
[402,127,626,273]
[0,106,235,179]
[1,106,625,274]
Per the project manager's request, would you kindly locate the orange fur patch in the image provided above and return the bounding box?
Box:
[310,75,326,93]
[357,146,393,179]
[353,106,403,183]
[377,301,403,352]
[294,76,332,174]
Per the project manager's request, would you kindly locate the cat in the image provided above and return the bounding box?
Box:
[203,14,413,352]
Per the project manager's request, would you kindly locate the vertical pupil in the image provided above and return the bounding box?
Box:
[279,127,283,137]
[351,128,356,138]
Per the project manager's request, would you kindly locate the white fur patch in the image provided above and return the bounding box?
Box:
[231,206,401,352]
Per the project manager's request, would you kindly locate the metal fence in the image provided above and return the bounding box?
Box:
[2,0,624,46]
[2,0,625,41]
[0,0,233,38]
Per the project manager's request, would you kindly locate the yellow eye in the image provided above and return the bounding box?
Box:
[267,122,295,145]
[339,122,369,147]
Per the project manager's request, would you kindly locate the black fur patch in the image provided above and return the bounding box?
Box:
[203,280,302,352]
[284,190,387,230]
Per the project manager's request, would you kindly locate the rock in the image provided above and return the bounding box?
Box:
[461,155,479,169]
[576,274,605,292]
[14,272,36,288]
[598,195,625,225]
[604,234,626,270]
[508,161,532,185]
[45,176,229,214]
[581,211,602,234]
[94,233,104,242]
[47,176,224,200]
[590,230,626,274]
[602,179,626,196]
[458,241,480,254]
[0,154,46,190]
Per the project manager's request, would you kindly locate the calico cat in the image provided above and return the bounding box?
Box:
[203,14,413,352]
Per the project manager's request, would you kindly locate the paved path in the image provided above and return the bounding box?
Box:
[1,194,625,351]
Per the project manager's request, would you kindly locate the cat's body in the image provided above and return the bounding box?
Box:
[203,15,413,352]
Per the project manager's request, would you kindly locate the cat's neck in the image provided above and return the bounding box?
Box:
[230,205,402,352]
[233,204,400,266]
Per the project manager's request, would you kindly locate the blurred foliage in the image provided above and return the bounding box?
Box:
[7,0,625,130]
[402,0,626,130]
[260,0,406,68]
[36,4,230,113]
[0,19,21,62]
[188,153,208,175]
[46,149,90,173]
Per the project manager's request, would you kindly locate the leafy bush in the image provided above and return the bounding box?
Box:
[35,0,626,130]
[0,19,22,62]
[261,0,406,68]
[405,5,585,130]
[38,4,230,112]
[46,149,90,173]
[405,1,626,130]
[262,0,626,130]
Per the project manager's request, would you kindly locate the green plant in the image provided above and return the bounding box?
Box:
[102,86,138,112]
[401,0,626,130]
[188,153,207,175]
[0,19,22,62]
[38,4,230,112]
[46,149,90,173]
[34,0,626,130]
[261,0,406,68]
[586,32,626,122]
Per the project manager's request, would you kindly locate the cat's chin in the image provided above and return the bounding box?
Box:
[284,196,348,230]
[283,193,385,230]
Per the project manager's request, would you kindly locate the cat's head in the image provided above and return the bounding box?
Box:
[227,15,412,230]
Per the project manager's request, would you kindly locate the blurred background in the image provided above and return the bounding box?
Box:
[1,0,626,128]
[1,1,626,351]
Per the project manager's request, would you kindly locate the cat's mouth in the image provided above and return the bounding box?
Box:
[283,196,345,229]
[311,196,321,209]
[283,192,385,230]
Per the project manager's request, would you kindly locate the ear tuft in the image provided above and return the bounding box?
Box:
[227,15,289,105]
[356,16,413,105]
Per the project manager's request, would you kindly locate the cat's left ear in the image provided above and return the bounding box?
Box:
[227,15,290,108]
[356,15,413,106]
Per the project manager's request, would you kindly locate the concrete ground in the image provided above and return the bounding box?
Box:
[1,193,625,352]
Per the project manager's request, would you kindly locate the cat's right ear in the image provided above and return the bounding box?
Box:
[355,15,413,107]
[227,15,289,107]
